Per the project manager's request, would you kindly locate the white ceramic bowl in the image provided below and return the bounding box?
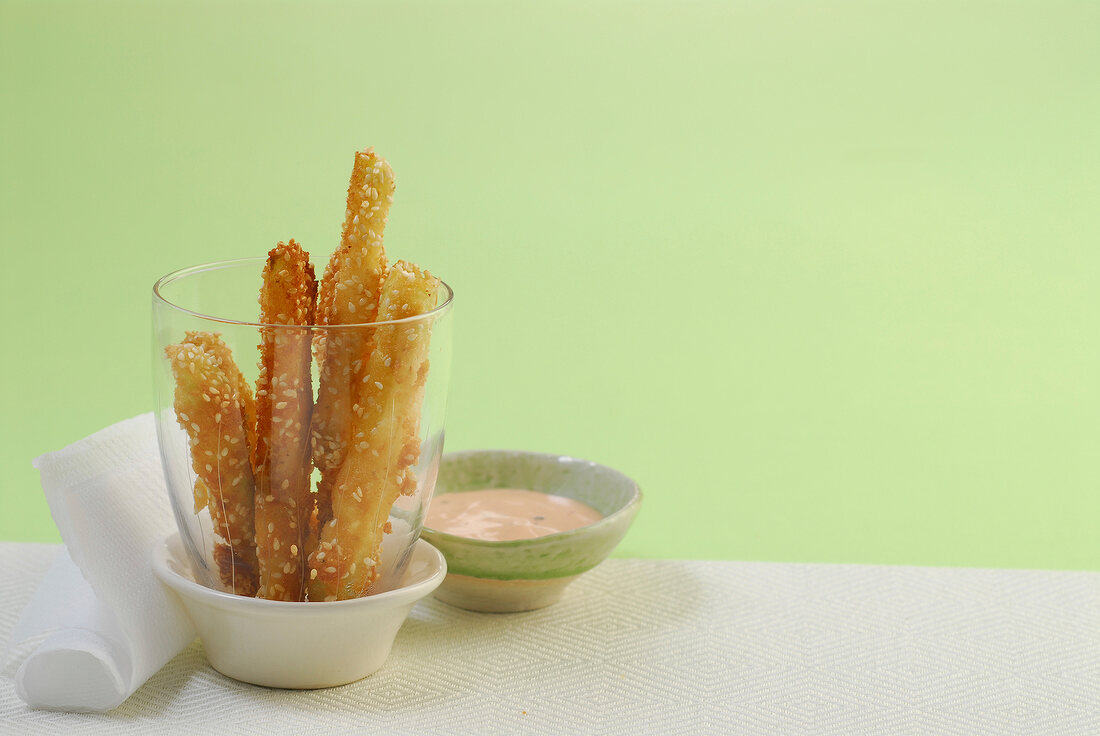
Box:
[152,532,446,688]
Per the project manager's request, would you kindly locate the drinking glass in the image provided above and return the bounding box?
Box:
[152,257,453,600]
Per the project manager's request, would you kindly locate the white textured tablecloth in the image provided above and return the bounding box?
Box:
[2,543,1099,735]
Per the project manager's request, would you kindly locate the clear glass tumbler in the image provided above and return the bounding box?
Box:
[152,257,453,601]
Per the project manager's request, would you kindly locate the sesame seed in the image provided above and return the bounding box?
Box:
[310,568,318,580]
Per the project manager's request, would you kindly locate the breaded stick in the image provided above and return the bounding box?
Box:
[311,150,394,535]
[252,240,317,601]
[183,332,257,526]
[315,148,395,346]
[184,331,257,459]
[166,335,259,596]
[308,261,439,601]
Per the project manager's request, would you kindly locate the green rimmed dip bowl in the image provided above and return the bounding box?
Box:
[421,450,642,612]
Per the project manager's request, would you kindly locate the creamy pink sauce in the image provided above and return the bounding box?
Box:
[426,489,603,541]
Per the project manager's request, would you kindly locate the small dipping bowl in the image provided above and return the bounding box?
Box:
[421,450,642,613]
[153,532,446,688]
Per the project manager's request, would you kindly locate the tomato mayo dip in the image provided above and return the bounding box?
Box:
[425,489,602,541]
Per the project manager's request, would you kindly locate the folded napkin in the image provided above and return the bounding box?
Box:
[2,413,195,712]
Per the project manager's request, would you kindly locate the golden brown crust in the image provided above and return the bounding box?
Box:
[252,239,317,601]
[167,148,443,603]
[183,331,257,458]
[312,248,342,366]
[310,150,394,543]
[192,477,210,514]
[307,261,439,601]
[166,335,259,596]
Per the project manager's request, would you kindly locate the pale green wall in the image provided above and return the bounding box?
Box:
[3,0,1099,569]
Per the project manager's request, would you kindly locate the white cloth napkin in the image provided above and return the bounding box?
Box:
[2,413,195,712]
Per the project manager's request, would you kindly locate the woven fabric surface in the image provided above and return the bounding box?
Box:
[2,542,1099,735]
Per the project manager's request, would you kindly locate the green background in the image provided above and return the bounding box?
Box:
[2,0,1098,569]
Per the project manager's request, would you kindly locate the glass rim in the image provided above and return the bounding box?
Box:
[152,257,454,329]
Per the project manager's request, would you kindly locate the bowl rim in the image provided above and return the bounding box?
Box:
[152,531,447,610]
[420,449,643,549]
[152,257,454,330]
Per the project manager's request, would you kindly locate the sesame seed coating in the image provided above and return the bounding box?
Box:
[166,149,440,604]
[184,330,258,462]
[252,239,317,601]
[310,149,394,545]
[166,334,259,596]
[307,261,438,601]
